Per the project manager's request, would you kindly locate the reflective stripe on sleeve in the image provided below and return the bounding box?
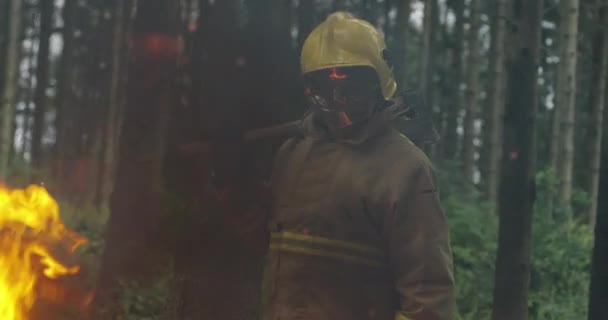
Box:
[270,231,385,268]
[394,312,413,320]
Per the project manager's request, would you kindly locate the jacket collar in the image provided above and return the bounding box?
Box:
[298,108,393,145]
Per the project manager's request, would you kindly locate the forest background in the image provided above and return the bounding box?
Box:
[1,0,607,319]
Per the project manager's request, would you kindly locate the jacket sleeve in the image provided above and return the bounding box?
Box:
[386,159,455,320]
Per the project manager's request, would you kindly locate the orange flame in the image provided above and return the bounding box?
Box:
[329,67,348,80]
[0,185,87,320]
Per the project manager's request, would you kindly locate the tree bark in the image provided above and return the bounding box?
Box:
[94,0,180,316]
[31,0,54,167]
[420,0,437,103]
[21,35,38,169]
[557,0,580,206]
[96,0,129,208]
[0,0,8,78]
[462,0,481,182]
[485,0,508,209]
[589,100,608,318]
[360,0,372,21]
[53,0,77,196]
[585,0,607,226]
[333,0,351,12]
[383,0,391,35]
[550,6,565,171]
[395,0,411,89]
[298,0,315,47]
[491,0,543,319]
[0,0,22,180]
[443,0,465,159]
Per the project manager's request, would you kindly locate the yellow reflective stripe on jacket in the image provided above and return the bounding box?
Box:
[271,231,383,256]
[394,312,412,320]
[270,231,384,268]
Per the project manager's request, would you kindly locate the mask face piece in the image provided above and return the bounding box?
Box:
[304,66,383,129]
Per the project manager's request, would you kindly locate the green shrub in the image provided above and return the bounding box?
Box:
[437,163,593,320]
[117,272,175,320]
[436,161,497,320]
[528,171,593,320]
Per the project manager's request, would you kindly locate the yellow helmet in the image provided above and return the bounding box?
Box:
[300,12,397,100]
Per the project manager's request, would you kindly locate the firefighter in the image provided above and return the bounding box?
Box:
[260,12,455,320]
[219,10,454,320]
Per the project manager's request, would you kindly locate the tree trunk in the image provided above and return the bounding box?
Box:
[557,0,580,206]
[333,0,351,12]
[53,0,77,196]
[31,0,54,167]
[0,0,22,180]
[420,0,436,103]
[94,0,180,316]
[169,1,298,318]
[0,0,8,78]
[96,0,129,208]
[485,0,508,209]
[462,0,481,182]
[491,0,543,319]
[383,0,391,35]
[550,12,565,171]
[395,0,411,89]
[360,0,372,21]
[21,37,37,169]
[589,103,608,318]
[443,0,464,159]
[298,0,315,47]
[586,1,607,226]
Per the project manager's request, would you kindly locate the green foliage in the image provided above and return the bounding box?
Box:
[117,273,175,320]
[437,163,593,320]
[436,161,497,320]
[61,203,177,319]
[529,171,593,320]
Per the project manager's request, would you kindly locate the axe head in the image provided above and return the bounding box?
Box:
[388,89,440,146]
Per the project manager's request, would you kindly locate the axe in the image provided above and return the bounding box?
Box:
[179,90,439,156]
[243,89,439,146]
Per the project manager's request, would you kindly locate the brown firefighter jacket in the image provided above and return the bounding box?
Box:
[261,109,455,320]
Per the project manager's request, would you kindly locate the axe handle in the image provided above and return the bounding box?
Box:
[243,120,302,142]
[178,120,301,155]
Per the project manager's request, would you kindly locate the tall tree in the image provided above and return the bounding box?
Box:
[0,0,22,180]
[31,0,54,166]
[53,0,77,193]
[360,0,373,20]
[97,0,129,207]
[74,3,110,208]
[420,0,438,118]
[589,104,608,319]
[443,0,465,159]
[462,0,481,182]
[585,0,607,226]
[550,3,564,171]
[333,0,351,11]
[94,0,180,316]
[0,0,9,95]
[170,0,265,318]
[557,0,580,205]
[485,0,508,208]
[491,0,543,318]
[550,1,566,170]
[298,0,315,47]
[395,0,411,89]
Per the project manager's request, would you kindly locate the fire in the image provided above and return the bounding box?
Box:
[329,67,348,80]
[0,185,87,320]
